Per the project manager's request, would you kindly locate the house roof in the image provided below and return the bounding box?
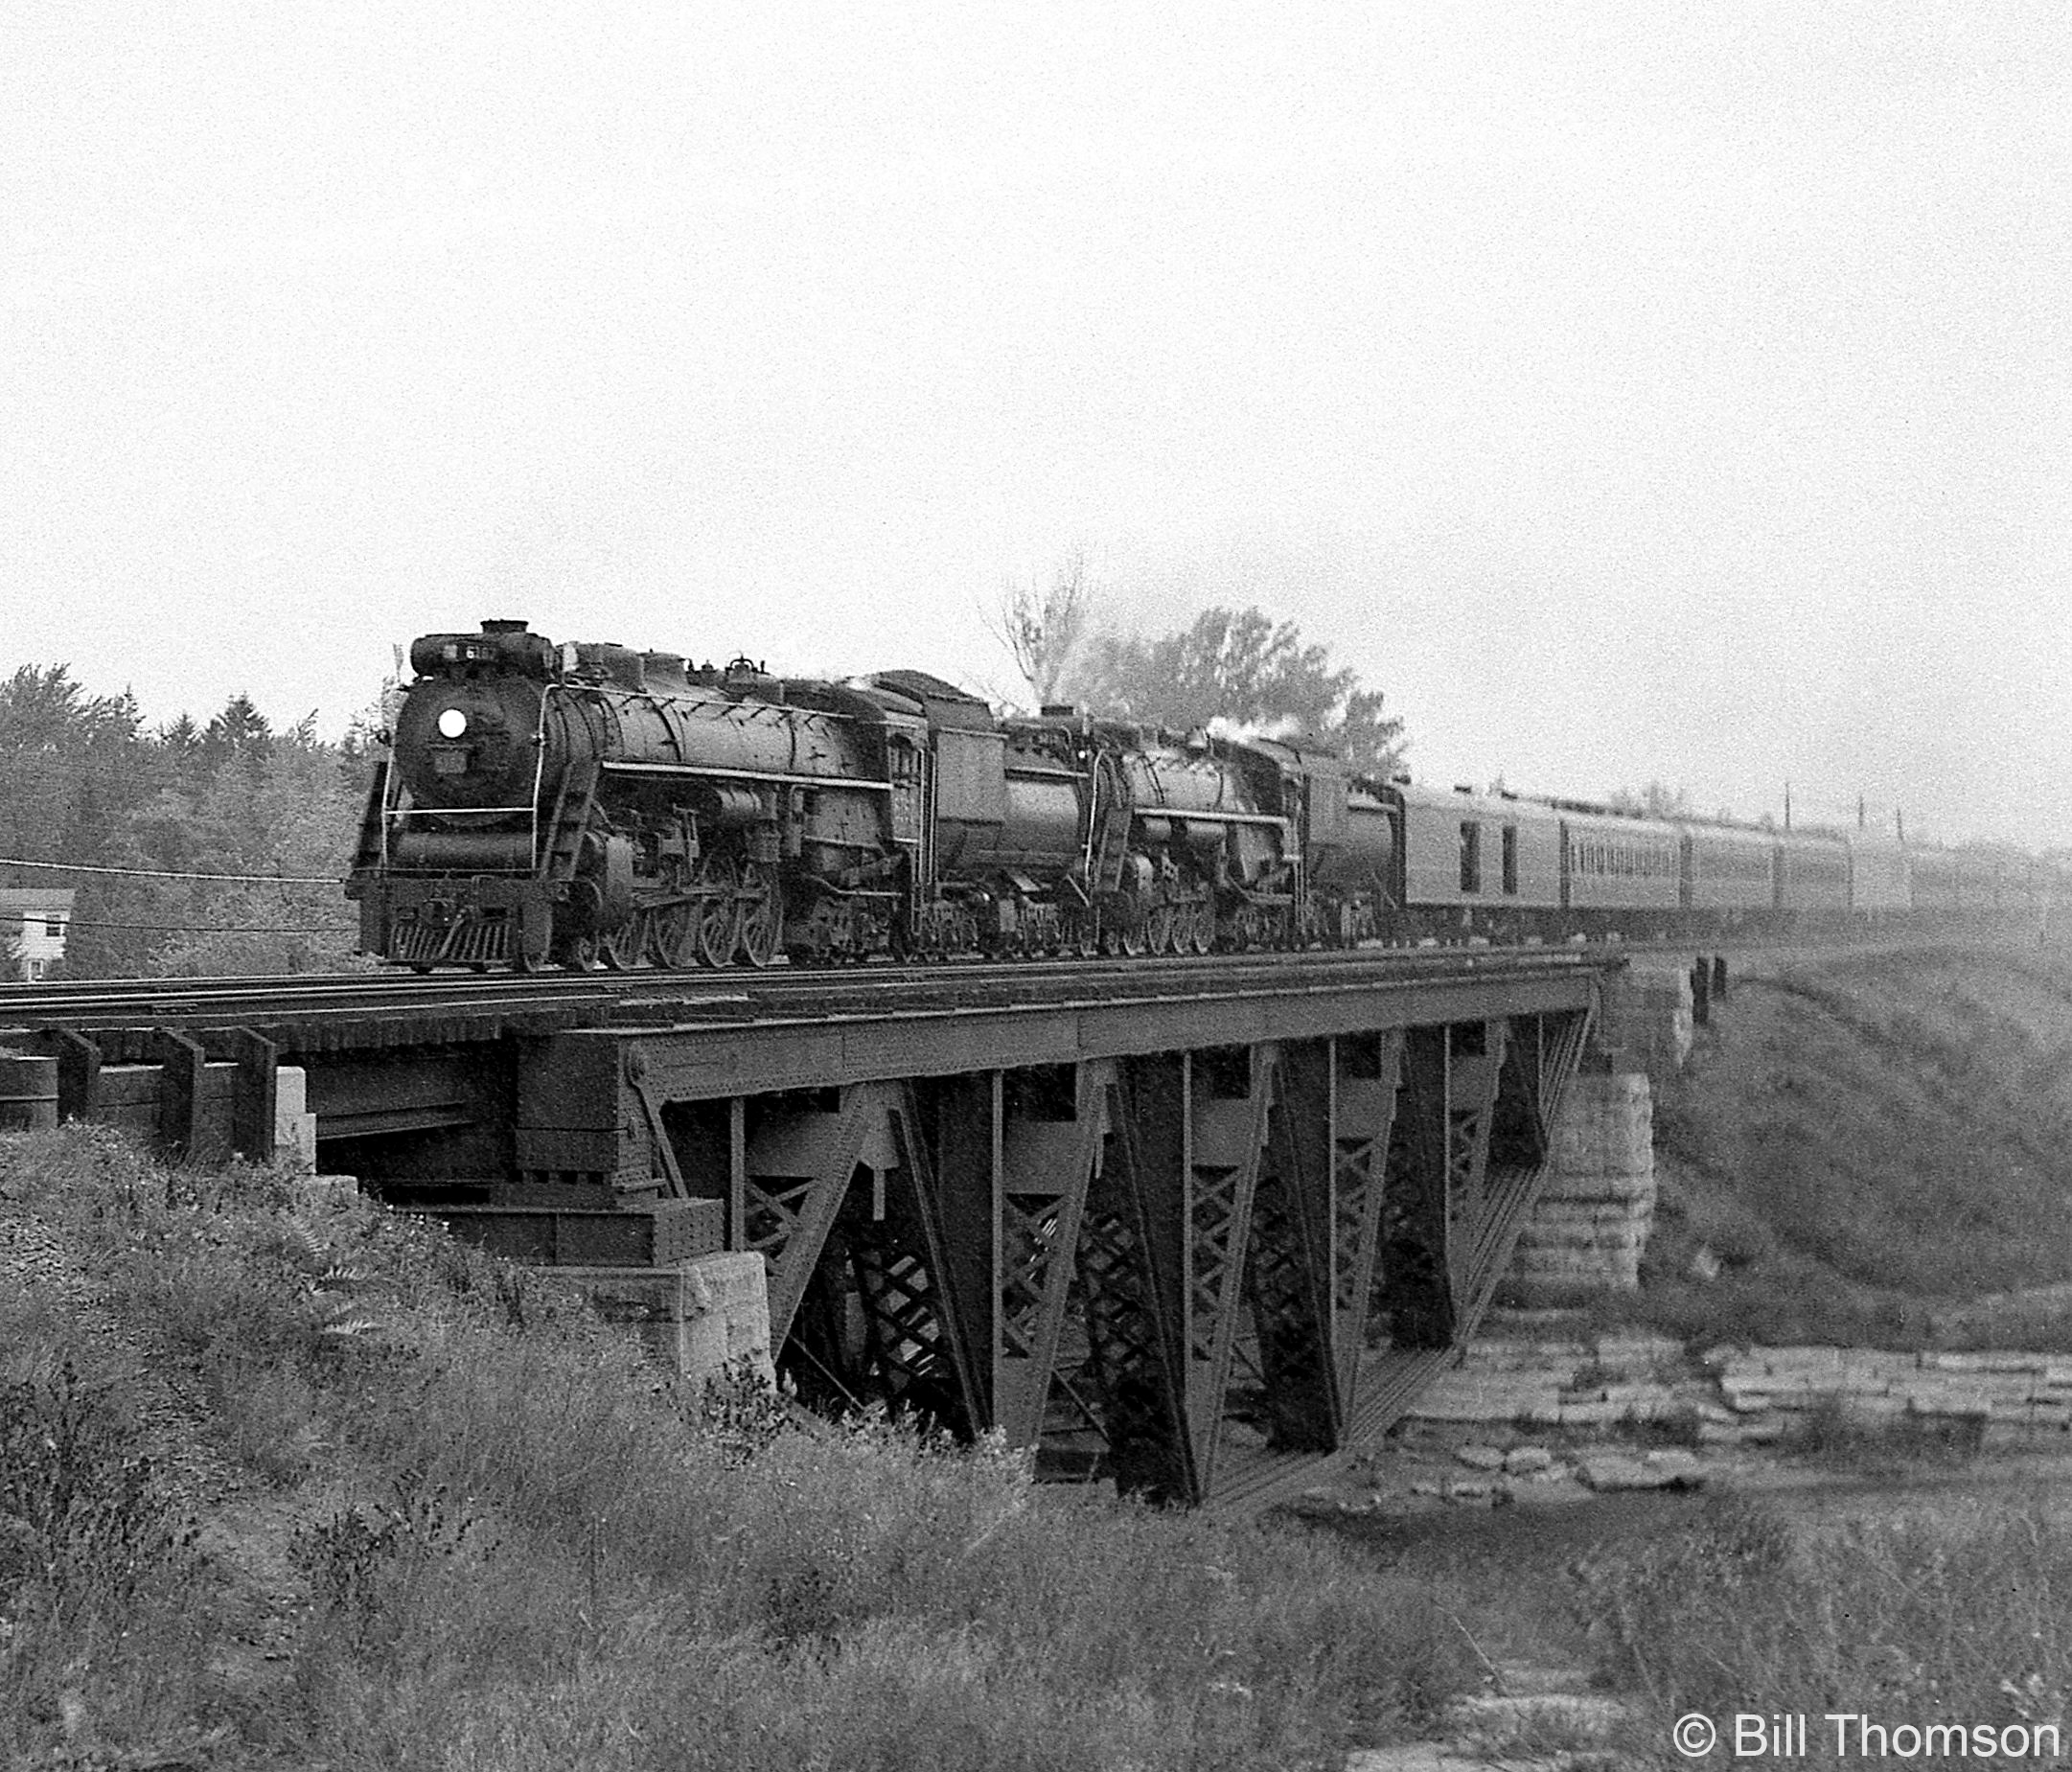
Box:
[0,887,78,916]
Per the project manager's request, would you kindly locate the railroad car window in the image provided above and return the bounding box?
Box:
[1459,821,1482,894]
[1501,825,1518,895]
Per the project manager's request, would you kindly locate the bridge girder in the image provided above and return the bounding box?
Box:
[555,991,1596,1507]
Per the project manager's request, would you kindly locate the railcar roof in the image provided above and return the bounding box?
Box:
[1558,806,1682,841]
[1395,783,1563,824]
[1676,820,1777,847]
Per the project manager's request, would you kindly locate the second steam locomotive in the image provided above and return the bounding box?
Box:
[348,618,2057,972]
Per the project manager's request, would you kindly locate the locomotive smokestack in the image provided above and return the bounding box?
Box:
[482,618,530,634]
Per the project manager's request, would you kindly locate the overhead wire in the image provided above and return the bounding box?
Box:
[0,856,342,885]
[38,917,351,935]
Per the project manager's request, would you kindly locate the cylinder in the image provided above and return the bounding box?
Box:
[388,828,537,871]
[0,1053,59,1131]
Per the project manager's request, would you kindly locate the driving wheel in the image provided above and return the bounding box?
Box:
[599,914,642,970]
[647,902,695,969]
[696,860,740,969]
[737,868,783,968]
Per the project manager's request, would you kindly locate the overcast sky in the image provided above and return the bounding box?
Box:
[5,2,2067,845]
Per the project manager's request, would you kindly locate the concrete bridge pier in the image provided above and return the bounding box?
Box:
[1501,954,1726,1299]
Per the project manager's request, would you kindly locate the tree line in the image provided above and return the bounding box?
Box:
[0,666,373,978]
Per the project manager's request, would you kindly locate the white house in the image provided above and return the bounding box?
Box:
[0,887,76,980]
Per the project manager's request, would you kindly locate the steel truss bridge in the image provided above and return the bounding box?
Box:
[4,949,1613,1508]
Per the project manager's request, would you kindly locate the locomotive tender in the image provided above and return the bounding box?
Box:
[346,619,2060,971]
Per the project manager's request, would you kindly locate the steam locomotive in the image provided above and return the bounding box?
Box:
[346,619,1393,970]
[347,619,2062,972]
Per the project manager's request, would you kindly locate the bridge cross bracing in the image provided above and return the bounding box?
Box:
[510,955,1604,1507]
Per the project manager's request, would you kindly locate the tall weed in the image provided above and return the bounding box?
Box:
[1575,1493,2072,1748]
[0,1362,209,1760]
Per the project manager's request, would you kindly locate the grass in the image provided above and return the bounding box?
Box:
[1597,943,2072,1350]
[0,1124,1477,1770]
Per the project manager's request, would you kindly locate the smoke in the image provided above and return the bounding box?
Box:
[1207,713,1304,745]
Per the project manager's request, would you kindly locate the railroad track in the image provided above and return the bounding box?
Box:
[0,943,1628,1039]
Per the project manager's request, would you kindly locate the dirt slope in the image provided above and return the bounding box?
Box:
[1629,940,2072,1346]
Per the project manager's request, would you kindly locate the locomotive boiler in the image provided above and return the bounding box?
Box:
[350,621,909,970]
[347,620,1400,971]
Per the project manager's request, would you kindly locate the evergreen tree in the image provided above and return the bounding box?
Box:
[0,662,369,977]
[202,692,272,763]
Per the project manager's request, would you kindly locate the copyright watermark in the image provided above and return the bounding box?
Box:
[1672,1711,2063,1760]
[1673,1713,1717,1757]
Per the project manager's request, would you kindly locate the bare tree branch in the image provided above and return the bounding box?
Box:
[982,545,1095,705]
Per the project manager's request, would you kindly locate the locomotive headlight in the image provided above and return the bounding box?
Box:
[437,708,469,739]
